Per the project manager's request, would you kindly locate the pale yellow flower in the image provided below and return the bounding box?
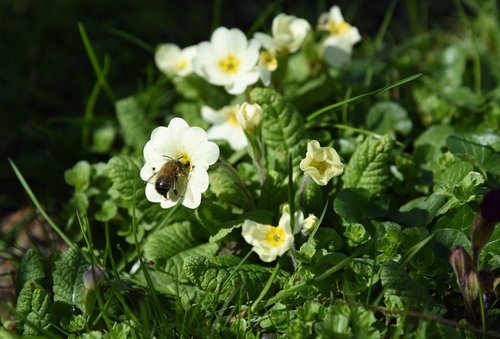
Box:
[303,214,319,233]
[242,206,296,262]
[299,140,344,186]
[155,44,197,77]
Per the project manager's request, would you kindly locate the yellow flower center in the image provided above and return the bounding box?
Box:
[178,152,193,171]
[218,54,241,74]
[227,107,240,127]
[260,51,277,70]
[264,226,286,247]
[328,21,351,36]
[175,59,188,71]
[310,159,329,176]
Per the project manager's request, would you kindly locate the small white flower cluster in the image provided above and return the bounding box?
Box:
[143,6,352,261]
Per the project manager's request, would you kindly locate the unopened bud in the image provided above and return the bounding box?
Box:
[83,265,105,290]
[236,102,262,134]
[472,189,500,261]
[465,271,480,302]
[303,214,319,234]
[449,246,473,290]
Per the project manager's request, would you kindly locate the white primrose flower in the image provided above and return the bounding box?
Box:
[155,43,197,77]
[299,140,344,186]
[303,214,319,234]
[193,27,261,95]
[255,14,311,54]
[242,205,298,262]
[140,117,219,209]
[235,102,263,135]
[317,6,361,68]
[253,33,278,86]
[201,105,247,151]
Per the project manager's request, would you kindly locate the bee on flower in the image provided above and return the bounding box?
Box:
[140,118,219,209]
[300,140,344,186]
[317,6,361,68]
[155,43,197,77]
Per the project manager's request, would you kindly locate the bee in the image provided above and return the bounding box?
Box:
[150,157,192,197]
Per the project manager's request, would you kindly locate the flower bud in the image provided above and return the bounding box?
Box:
[236,102,263,134]
[449,246,473,290]
[303,214,319,234]
[471,189,500,261]
[83,265,105,290]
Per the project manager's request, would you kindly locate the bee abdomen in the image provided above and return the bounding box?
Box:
[155,177,174,197]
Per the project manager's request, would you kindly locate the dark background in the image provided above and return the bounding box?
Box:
[0,0,455,218]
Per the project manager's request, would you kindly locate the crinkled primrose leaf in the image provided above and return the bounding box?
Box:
[107,155,143,203]
[184,255,285,302]
[52,248,89,310]
[343,134,394,196]
[143,221,218,276]
[15,281,52,336]
[115,95,156,151]
[250,87,306,173]
[16,248,46,293]
[446,135,500,176]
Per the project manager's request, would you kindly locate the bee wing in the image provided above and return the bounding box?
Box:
[144,170,159,184]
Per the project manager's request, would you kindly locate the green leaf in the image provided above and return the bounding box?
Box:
[334,188,386,224]
[52,248,89,310]
[16,248,46,293]
[115,96,154,150]
[397,193,448,227]
[15,281,52,335]
[184,255,281,301]
[343,135,394,195]
[208,165,255,210]
[143,221,218,276]
[366,101,412,136]
[89,124,116,154]
[107,155,143,203]
[94,199,118,222]
[434,203,475,233]
[380,261,442,312]
[414,125,455,149]
[249,87,306,172]
[446,135,500,176]
[64,161,92,191]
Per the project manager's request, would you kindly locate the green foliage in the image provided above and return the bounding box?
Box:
[52,247,89,310]
[8,1,500,337]
[250,87,306,172]
[343,135,395,196]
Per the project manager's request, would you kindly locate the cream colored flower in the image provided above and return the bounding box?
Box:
[303,214,319,233]
[300,140,344,186]
[235,102,263,135]
[155,44,197,77]
[317,6,361,68]
[242,205,296,262]
[257,14,310,54]
[201,105,247,151]
[140,118,220,209]
[193,27,260,95]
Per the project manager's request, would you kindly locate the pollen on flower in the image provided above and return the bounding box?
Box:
[178,152,193,171]
[264,226,286,247]
[328,21,351,36]
[219,54,241,74]
[175,59,189,71]
[260,51,278,70]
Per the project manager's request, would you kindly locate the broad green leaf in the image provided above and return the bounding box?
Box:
[397,193,448,227]
[414,125,455,149]
[16,248,46,293]
[208,165,255,210]
[334,188,386,224]
[107,155,143,203]
[446,135,500,176]
[433,228,471,253]
[15,281,52,335]
[115,96,154,150]
[184,255,281,301]
[250,87,306,172]
[64,161,91,191]
[480,226,500,269]
[195,199,235,235]
[366,101,412,136]
[380,261,443,312]
[434,203,475,233]
[53,248,88,309]
[343,135,394,195]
